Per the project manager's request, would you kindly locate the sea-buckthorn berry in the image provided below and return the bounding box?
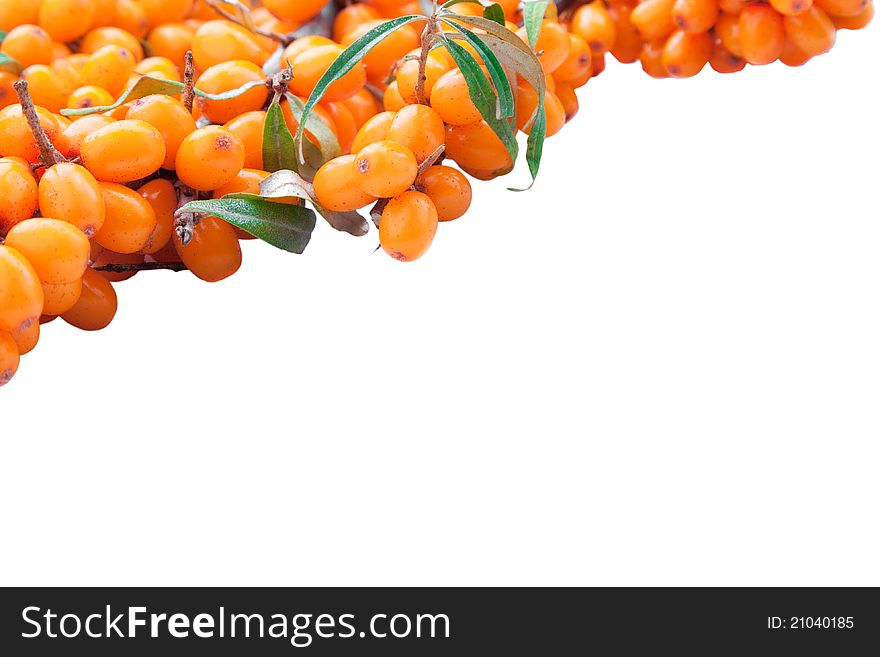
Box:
[716,12,744,56]
[418,165,472,223]
[517,84,565,137]
[57,115,115,159]
[710,36,748,72]
[0,245,44,334]
[739,4,786,64]
[80,27,145,61]
[193,20,268,70]
[94,182,158,254]
[815,0,868,15]
[430,69,482,127]
[0,158,39,235]
[719,0,755,11]
[779,36,812,65]
[139,0,192,28]
[290,44,368,103]
[224,111,266,170]
[383,81,406,112]
[554,33,594,83]
[126,95,197,170]
[281,99,339,147]
[281,35,335,66]
[673,0,721,32]
[394,51,450,105]
[632,0,678,40]
[517,20,572,73]
[554,82,580,121]
[80,45,137,96]
[263,0,329,23]
[11,319,39,354]
[314,155,376,212]
[81,119,167,183]
[211,168,270,199]
[41,279,83,316]
[770,0,814,15]
[379,191,438,263]
[61,267,117,331]
[341,88,381,129]
[0,72,18,109]
[1,25,53,69]
[609,1,643,64]
[333,3,381,41]
[351,111,396,154]
[662,30,714,77]
[147,23,196,72]
[176,125,246,192]
[444,121,514,172]
[195,60,270,124]
[0,331,20,386]
[387,104,445,164]
[321,101,358,154]
[353,140,418,199]
[831,3,873,28]
[571,4,618,54]
[38,163,105,236]
[134,57,181,81]
[343,20,421,83]
[0,0,38,32]
[138,179,177,255]
[0,105,60,164]
[38,0,96,43]
[113,0,149,38]
[173,215,242,283]
[66,85,115,110]
[4,218,90,284]
[21,65,73,114]
[784,6,836,55]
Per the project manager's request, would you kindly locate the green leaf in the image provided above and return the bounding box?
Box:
[262,99,299,174]
[442,20,514,120]
[0,51,23,75]
[285,93,340,173]
[483,3,506,25]
[295,14,423,164]
[522,0,550,50]
[178,195,316,254]
[439,34,518,162]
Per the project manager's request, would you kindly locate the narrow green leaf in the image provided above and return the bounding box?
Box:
[522,1,550,50]
[0,51,24,75]
[262,100,298,174]
[178,195,316,254]
[285,93,340,170]
[195,79,268,101]
[0,31,7,41]
[483,3,506,25]
[295,14,423,163]
[61,76,184,116]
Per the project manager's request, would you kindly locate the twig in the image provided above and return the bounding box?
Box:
[94,262,188,273]
[417,145,446,176]
[182,51,195,113]
[205,0,290,44]
[415,17,438,106]
[13,80,66,168]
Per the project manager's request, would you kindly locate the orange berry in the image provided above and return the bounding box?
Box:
[134,56,181,81]
[138,179,177,254]
[211,168,271,199]
[280,98,339,148]
[444,121,514,172]
[709,35,748,72]
[815,0,869,16]
[554,82,580,121]
[224,110,266,170]
[632,0,678,40]
[57,114,115,159]
[290,44,367,103]
[11,318,39,354]
[0,245,44,334]
[147,22,196,72]
[517,83,564,136]
[195,60,270,124]
[430,68,482,126]
[0,158,39,235]
[80,44,137,96]
[831,3,873,28]
[394,51,450,105]
[555,33,594,83]
[383,81,406,112]
[779,36,813,65]
[386,104,445,164]
[41,278,83,315]
[379,191,438,262]
[192,19,267,70]
[353,140,418,198]
[38,0,96,43]
[21,65,73,114]
[94,182,157,254]
[673,0,721,32]
[0,104,60,164]
[176,125,246,191]
[113,0,149,38]
[138,0,192,28]
[61,267,117,331]
[81,119,166,182]
[0,330,21,386]
[281,35,335,65]
[571,4,618,54]
[4,218,90,284]
[341,88,381,128]
[662,29,714,77]
[418,165,472,223]
[321,101,358,154]
[314,155,376,212]
[351,110,396,153]
[80,26,144,60]
[126,94,197,170]
[333,3,381,41]
[38,162,105,236]
[263,0,329,23]
[66,85,115,110]
[517,20,572,73]
[784,5,837,55]
[0,71,18,110]
[739,4,786,64]
[770,0,814,15]
[609,1,644,64]
[0,0,39,32]
[0,25,53,69]
[343,20,421,83]
[173,216,242,283]
[716,11,744,56]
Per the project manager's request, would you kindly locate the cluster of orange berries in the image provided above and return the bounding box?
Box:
[565,0,872,78]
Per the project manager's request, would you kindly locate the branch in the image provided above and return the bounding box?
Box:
[94,262,188,273]
[13,80,66,168]
[182,51,195,113]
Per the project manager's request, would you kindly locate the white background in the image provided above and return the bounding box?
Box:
[2,24,879,587]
